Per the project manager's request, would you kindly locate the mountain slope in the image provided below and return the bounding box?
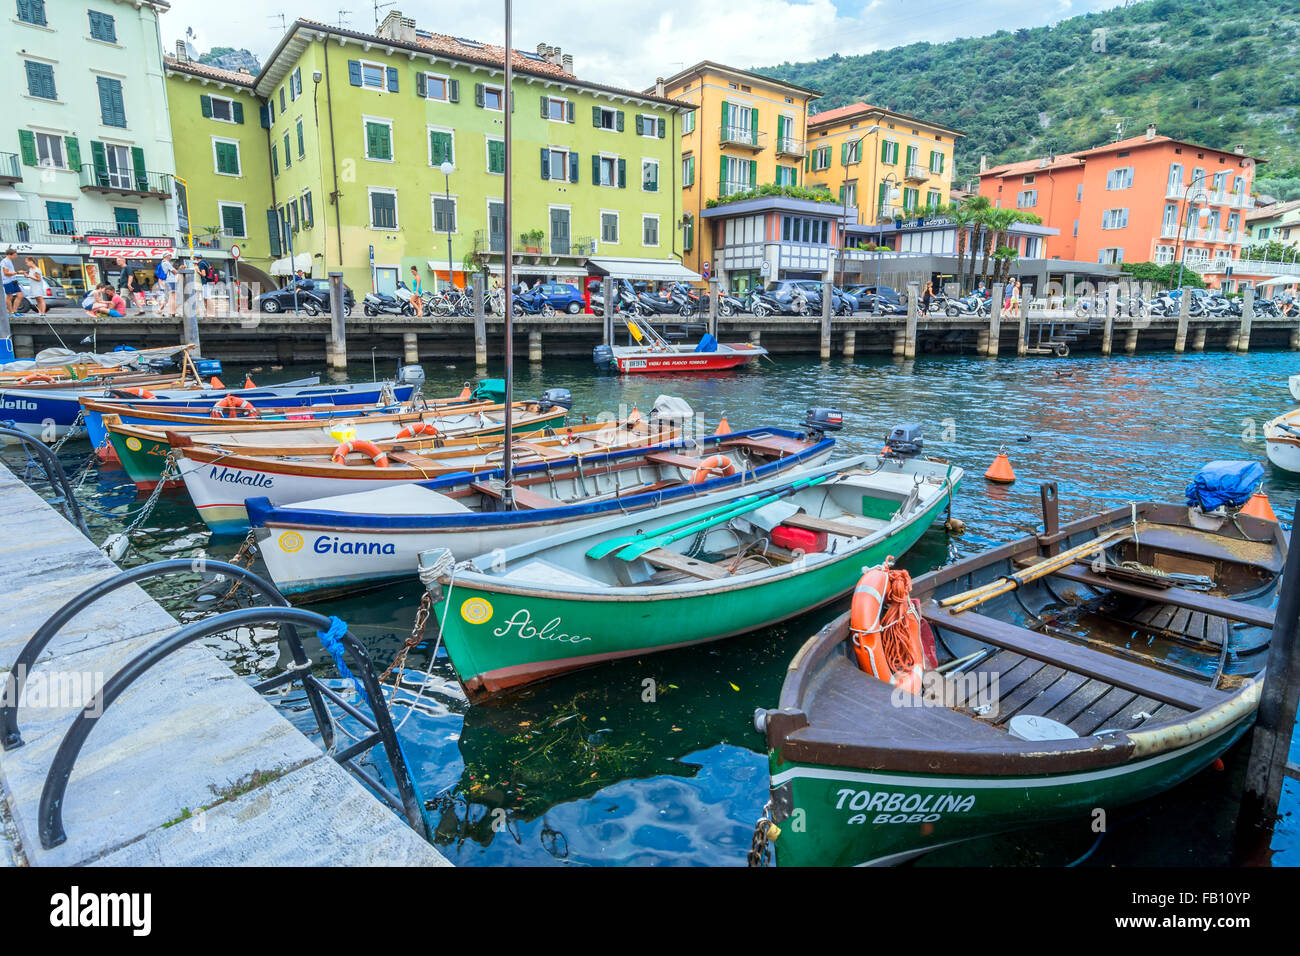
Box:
[759,0,1300,189]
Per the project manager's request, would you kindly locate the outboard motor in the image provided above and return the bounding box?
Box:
[396,365,425,390]
[883,423,924,459]
[805,407,844,438]
[592,344,615,368]
[538,387,573,412]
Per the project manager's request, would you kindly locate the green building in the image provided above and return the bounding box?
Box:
[252,13,694,295]
[163,51,276,289]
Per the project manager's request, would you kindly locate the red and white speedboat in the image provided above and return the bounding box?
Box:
[594,316,767,374]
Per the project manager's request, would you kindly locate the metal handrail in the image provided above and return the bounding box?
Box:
[26,584,427,848]
[0,426,90,538]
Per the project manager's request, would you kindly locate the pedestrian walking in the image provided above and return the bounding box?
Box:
[2,249,24,314]
[157,252,178,316]
[25,257,47,316]
[921,280,934,314]
[409,265,424,316]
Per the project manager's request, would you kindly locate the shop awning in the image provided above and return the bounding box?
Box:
[270,252,313,276]
[425,259,468,273]
[0,186,23,203]
[1256,275,1300,286]
[585,257,702,282]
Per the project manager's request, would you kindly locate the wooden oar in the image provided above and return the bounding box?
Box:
[940,529,1128,613]
[587,472,834,562]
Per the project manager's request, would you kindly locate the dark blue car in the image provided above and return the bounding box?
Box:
[536,282,585,314]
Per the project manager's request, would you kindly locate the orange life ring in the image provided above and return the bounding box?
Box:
[113,386,157,400]
[690,454,738,484]
[850,561,926,695]
[561,429,578,446]
[210,394,259,418]
[395,422,439,440]
[18,372,55,384]
[331,439,389,468]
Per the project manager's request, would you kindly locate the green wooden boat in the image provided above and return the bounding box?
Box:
[418,454,960,700]
[755,487,1285,866]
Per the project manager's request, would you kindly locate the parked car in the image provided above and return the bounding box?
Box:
[847,284,906,314]
[535,282,586,314]
[258,279,355,316]
[12,277,76,313]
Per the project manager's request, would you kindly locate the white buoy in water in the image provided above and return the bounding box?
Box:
[103,533,129,562]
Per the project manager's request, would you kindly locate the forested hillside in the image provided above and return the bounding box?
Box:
[760,0,1300,196]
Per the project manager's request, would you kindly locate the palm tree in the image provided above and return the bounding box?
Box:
[963,196,991,292]
[947,203,975,296]
[981,208,1018,287]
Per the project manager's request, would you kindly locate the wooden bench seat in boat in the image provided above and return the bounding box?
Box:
[924,604,1226,712]
[387,450,447,469]
[644,451,706,471]
[718,436,800,458]
[639,548,730,580]
[1049,563,1275,629]
[513,440,570,461]
[782,513,878,538]
[469,481,559,510]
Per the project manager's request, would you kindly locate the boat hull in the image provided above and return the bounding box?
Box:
[767,716,1252,866]
[1265,435,1300,472]
[433,487,950,699]
[609,344,765,374]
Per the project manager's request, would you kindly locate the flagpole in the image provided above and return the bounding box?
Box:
[501,0,515,508]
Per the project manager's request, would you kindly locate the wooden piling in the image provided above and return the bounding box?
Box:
[1237,287,1254,353]
[528,330,542,363]
[819,280,832,360]
[987,283,1003,357]
[403,332,418,364]
[1174,292,1190,353]
[904,282,918,358]
[472,273,487,368]
[1100,284,1115,356]
[842,329,855,358]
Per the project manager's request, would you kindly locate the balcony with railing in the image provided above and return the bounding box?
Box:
[0,152,20,185]
[903,163,929,182]
[1160,222,1181,240]
[775,136,805,159]
[719,126,765,151]
[876,204,903,223]
[79,163,172,199]
[719,178,753,198]
[0,217,173,246]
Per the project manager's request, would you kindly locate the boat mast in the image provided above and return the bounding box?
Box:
[500,0,515,508]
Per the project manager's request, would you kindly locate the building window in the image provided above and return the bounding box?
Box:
[600,211,619,244]
[682,111,695,135]
[45,201,74,234]
[361,61,385,90]
[721,156,753,196]
[596,154,620,187]
[481,85,504,111]
[100,143,133,189]
[810,146,831,171]
[926,189,942,210]
[902,187,918,212]
[595,107,621,130]
[364,119,393,161]
[423,73,449,101]
[88,10,116,42]
[25,61,56,100]
[204,95,235,122]
[781,216,830,244]
[301,190,313,228]
[17,0,46,25]
[296,119,305,158]
[32,131,64,168]
[218,202,247,238]
[1073,219,1079,237]
[1106,167,1134,190]
[682,213,694,251]
[111,206,139,235]
[838,182,856,206]
[282,134,291,169]
[879,140,899,165]
[369,188,397,229]
[545,96,569,122]
[96,76,126,127]
[1167,163,1183,192]
[1101,208,1129,229]
[635,113,660,137]
[542,146,570,182]
[643,214,659,247]
[429,128,454,167]
[682,154,695,187]
[1016,189,1037,208]
[929,150,945,174]
[271,142,278,175]
[432,196,456,233]
[1098,247,1124,265]
[843,139,861,164]
[1154,244,1174,265]
[212,138,241,176]
[642,158,659,192]
[486,137,504,174]
[776,165,797,187]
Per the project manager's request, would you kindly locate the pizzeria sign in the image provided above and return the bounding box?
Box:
[85,235,175,259]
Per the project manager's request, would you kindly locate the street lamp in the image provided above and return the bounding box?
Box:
[874,173,902,294]
[439,160,455,293]
[1173,181,1210,291]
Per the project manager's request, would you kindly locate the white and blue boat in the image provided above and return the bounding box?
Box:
[247,422,840,597]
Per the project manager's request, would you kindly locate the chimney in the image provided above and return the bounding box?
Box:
[1037,156,1049,168]
[377,11,416,44]
[175,39,187,62]
[979,154,988,173]
[654,76,665,97]
[1234,144,1246,155]
[562,53,574,74]
[1145,122,1157,141]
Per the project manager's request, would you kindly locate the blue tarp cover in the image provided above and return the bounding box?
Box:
[694,333,718,353]
[1185,460,1264,510]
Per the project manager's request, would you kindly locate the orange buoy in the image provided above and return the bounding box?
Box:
[627,406,642,425]
[715,416,732,436]
[395,422,439,440]
[1239,491,1277,522]
[331,439,389,468]
[690,455,738,484]
[210,394,259,418]
[210,376,225,388]
[244,375,256,388]
[850,561,925,696]
[985,450,1016,484]
[457,384,472,401]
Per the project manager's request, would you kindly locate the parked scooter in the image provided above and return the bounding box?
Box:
[512,285,558,316]
[945,293,988,317]
[717,291,747,317]
[363,283,417,317]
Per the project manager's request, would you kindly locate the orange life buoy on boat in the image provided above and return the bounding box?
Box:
[18,372,55,384]
[395,422,439,440]
[210,394,259,418]
[112,386,157,401]
[690,455,738,484]
[331,439,389,468]
[850,560,926,696]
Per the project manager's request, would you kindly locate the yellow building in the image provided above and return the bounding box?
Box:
[649,62,821,279]
[804,102,962,225]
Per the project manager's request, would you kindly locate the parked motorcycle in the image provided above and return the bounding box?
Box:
[363,284,417,317]
[717,291,747,317]
[512,286,558,317]
[945,293,988,317]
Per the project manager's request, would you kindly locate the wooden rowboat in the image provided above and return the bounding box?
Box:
[1264,408,1300,473]
[757,484,1285,866]
[416,451,960,700]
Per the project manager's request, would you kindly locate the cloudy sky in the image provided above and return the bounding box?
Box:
[161,0,1123,89]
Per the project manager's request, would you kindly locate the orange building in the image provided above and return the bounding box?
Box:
[979,125,1260,288]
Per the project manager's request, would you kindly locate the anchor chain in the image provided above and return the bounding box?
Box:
[48,409,86,455]
[101,453,179,560]
[381,591,432,683]
[746,801,780,867]
[217,530,260,604]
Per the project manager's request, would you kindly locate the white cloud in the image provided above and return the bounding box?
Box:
[161,0,1124,92]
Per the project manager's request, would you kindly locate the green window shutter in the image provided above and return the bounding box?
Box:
[283,134,291,168]
[751,107,759,133]
[65,135,82,173]
[721,101,729,130]
[131,146,147,191]
[448,79,459,102]
[233,101,244,124]
[592,153,600,185]
[657,117,665,138]
[18,130,37,166]
[634,114,643,136]
[297,121,304,157]
[749,159,757,186]
[474,83,484,107]
[271,143,278,175]
[266,209,282,255]
[489,139,504,173]
[878,181,887,213]
[777,115,785,140]
[567,101,574,123]
[841,142,847,164]
[804,150,809,174]
[720,155,728,189]
[540,94,549,118]
[615,110,624,132]
[416,72,427,98]
[113,206,139,234]
[569,151,579,183]
[201,94,213,118]
[617,157,626,188]
[592,105,601,126]
[90,140,107,183]
[540,146,549,180]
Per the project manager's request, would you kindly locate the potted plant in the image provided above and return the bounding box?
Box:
[16,221,30,243]
[520,229,543,254]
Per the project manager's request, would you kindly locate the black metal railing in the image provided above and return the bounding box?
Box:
[79,163,172,196]
[0,152,20,182]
